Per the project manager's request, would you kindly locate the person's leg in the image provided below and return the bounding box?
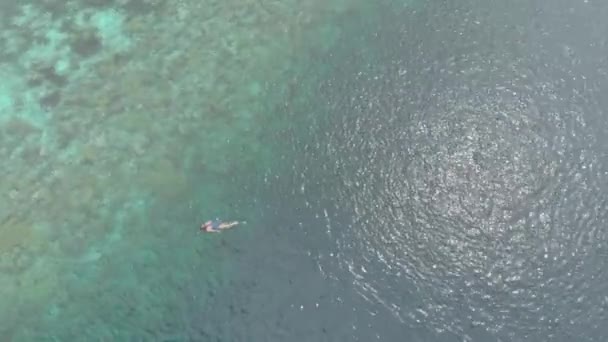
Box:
[219,221,239,229]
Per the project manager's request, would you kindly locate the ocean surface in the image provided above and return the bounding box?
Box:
[1,0,608,341]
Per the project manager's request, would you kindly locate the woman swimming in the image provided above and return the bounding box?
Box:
[200,219,240,233]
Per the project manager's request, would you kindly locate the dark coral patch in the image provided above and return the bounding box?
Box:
[39,91,62,109]
[83,0,114,7]
[121,0,162,14]
[70,29,103,57]
[30,63,68,87]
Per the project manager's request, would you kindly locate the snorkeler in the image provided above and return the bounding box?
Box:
[200,219,241,233]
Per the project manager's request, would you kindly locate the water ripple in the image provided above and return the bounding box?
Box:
[294,12,608,338]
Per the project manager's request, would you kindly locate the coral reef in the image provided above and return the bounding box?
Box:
[0,0,370,339]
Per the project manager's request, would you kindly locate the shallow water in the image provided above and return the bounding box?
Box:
[0,0,365,339]
[2,0,608,341]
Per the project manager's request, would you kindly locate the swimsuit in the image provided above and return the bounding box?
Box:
[209,219,222,231]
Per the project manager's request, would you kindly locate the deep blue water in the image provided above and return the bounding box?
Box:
[203,1,608,341]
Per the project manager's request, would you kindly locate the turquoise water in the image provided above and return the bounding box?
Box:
[3,0,608,341]
[0,1,380,339]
